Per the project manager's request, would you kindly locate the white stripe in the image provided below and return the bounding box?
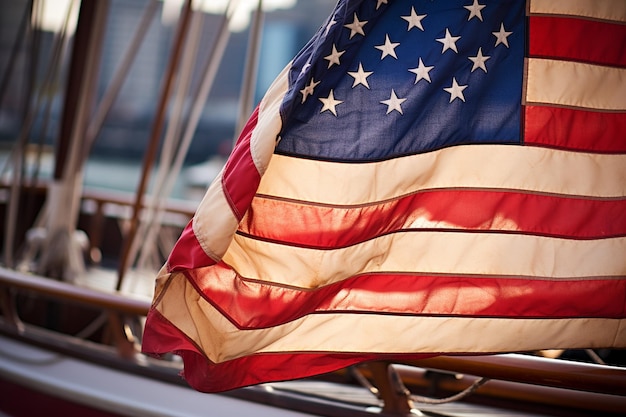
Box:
[156,272,626,363]
[193,63,291,259]
[193,172,240,260]
[526,59,626,111]
[530,0,626,23]
[256,146,626,206]
[222,232,626,288]
[251,63,290,177]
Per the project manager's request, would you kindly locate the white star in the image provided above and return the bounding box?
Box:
[443,77,468,103]
[344,13,367,39]
[380,89,407,115]
[300,78,320,103]
[347,62,373,89]
[468,47,490,73]
[464,0,486,21]
[408,58,434,84]
[319,90,343,116]
[401,6,426,31]
[493,23,513,47]
[376,0,388,9]
[436,28,461,54]
[324,19,337,37]
[324,44,345,68]
[375,34,400,59]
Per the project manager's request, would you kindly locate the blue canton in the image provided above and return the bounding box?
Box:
[276,0,525,162]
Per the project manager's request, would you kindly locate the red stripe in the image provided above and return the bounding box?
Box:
[180,348,429,393]
[186,264,626,329]
[167,220,216,272]
[221,106,262,219]
[142,5,626,397]
[142,308,428,393]
[240,190,626,248]
[529,16,626,67]
[524,106,626,153]
[168,107,264,272]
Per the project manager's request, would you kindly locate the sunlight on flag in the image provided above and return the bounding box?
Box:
[142,0,626,393]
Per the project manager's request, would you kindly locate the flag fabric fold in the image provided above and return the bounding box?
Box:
[142,0,626,393]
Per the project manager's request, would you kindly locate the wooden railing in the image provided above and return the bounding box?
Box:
[403,353,626,396]
[0,266,150,316]
[2,265,626,415]
[0,182,197,268]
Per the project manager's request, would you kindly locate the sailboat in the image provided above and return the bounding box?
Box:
[1,0,625,416]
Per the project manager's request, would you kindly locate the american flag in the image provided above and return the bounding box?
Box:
[142,0,626,393]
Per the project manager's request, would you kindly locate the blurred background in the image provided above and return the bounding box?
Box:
[0,0,336,200]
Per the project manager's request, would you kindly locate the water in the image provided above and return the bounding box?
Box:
[0,149,218,203]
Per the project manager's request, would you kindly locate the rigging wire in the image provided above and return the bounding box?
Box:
[2,0,78,268]
[82,0,160,160]
[351,364,490,406]
[131,0,242,276]
[115,0,196,291]
[130,1,209,275]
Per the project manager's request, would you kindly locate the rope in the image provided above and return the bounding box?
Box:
[411,376,490,405]
[351,364,491,406]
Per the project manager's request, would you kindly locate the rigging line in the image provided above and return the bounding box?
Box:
[134,0,240,273]
[411,376,490,405]
[82,0,160,161]
[23,0,43,134]
[351,364,490,406]
[131,4,207,272]
[585,349,607,365]
[62,0,158,279]
[74,311,108,339]
[58,1,109,185]
[27,0,74,189]
[349,365,380,397]
[20,1,46,198]
[235,0,264,138]
[2,0,79,268]
[0,0,67,180]
[116,0,195,291]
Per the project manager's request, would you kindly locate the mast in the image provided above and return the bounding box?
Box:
[34,0,109,280]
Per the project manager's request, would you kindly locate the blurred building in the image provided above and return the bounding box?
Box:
[0,0,336,164]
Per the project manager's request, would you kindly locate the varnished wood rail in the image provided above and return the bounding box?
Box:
[0,266,150,316]
[1,265,625,415]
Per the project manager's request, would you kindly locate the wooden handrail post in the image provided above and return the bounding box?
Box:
[87,198,105,264]
[0,287,24,332]
[106,312,138,359]
[368,361,417,416]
